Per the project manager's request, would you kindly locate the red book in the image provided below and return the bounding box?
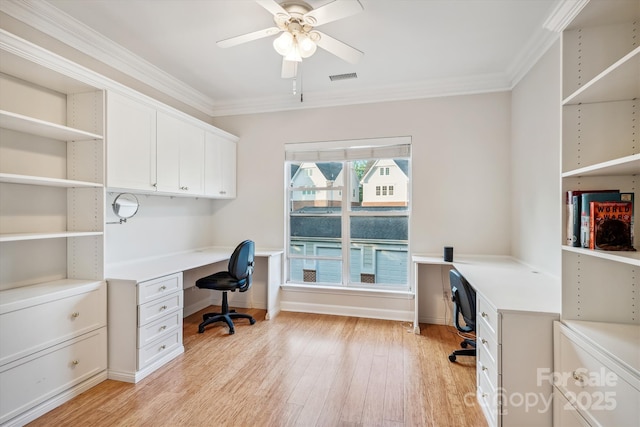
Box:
[589,201,635,251]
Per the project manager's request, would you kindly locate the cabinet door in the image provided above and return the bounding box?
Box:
[106,92,157,191]
[156,111,204,195]
[204,132,236,198]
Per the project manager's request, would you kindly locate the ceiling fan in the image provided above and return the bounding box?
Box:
[217,0,364,78]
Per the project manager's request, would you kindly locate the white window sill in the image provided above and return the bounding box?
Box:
[280,283,414,299]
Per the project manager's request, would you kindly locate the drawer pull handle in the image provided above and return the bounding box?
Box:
[160,285,167,291]
[572,370,586,385]
[160,325,167,331]
[71,312,80,318]
[482,366,488,371]
[71,360,79,366]
[481,338,487,344]
[160,305,167,311]
[481,312,488,318]
[159,345,166,350]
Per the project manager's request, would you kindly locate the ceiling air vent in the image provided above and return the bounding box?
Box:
[329,72,357,82]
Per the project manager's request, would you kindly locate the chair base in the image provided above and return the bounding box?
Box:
[197,291,256,335]
[448,338,476,362]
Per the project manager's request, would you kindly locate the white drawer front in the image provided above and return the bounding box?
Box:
[478,370,498,427]
[138,273,182,305]
[478,355,499,394]
[0,328,107,424]
[477,296,498,339]
[556,330,639,427]
[0,284,106,366]
[138,292,183,326]
[138,310,182,348]
[478,326,499,369]
[553,388,592,427]
[137,329,182,370]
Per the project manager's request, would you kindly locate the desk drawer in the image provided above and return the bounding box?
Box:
[138,292,183,326]
[478,369,498,427]
[556,326,639,427]
[553,387,591,427]
[477,296,498,339]
[0,328,106,424]
[478,326,499,369]
[0,283,106,366]
[138,310,182,348]
[478,354,499,394]
[138,273,182,305]
[138,329,182,370]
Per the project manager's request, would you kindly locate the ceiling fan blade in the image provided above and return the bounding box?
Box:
[255,0,290,17]
[217,27,281,48]
[303,0,363,26]
[314,31,363,64]
[281,59,298,79]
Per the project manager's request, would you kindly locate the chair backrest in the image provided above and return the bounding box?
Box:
[228,240,255,290]
[449,269,476,332]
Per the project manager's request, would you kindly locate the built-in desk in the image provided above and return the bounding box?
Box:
[412,254,560,427]
[105,246,283,383]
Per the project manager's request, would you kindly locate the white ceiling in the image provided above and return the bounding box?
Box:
[18,0,563,116]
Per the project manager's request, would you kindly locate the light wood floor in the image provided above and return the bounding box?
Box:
[28,308,487,427]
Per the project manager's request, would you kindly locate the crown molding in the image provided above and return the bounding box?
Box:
[0,0,217,116]
[210,72,512,116]
[543,0,590,32]
[507,20,560,88]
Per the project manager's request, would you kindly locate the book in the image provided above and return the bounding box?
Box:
[580,192,632,248]
[566,189,618,247]
[589,200,635,250]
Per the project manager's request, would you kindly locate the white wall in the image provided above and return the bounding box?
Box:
[105,193,215,265]
[212,92,512,322]
[510,39,561,277]
[212,92,512,256]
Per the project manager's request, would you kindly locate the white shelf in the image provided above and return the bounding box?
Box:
[0,173,102,188]
[562,245,640,266]
[563,47,640,105]
[0,110,103,141]
[0,231,103,243]
[0,279,104,314]
[562,154,640,178]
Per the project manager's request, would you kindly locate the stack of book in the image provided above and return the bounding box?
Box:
[565,190,635,251]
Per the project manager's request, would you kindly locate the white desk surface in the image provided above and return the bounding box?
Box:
[413,254,561,314]
[106,246,283,283]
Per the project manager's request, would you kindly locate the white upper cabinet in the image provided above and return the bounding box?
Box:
[156,111,204,195]
[106,91,157,192]
[204,131,237,198]
[106,91,236,198]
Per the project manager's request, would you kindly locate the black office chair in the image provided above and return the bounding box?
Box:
[196,240,256,334]
[448,269,477,362]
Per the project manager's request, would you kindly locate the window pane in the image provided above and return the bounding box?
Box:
[358,158,409,211]
[290,216,341,239]
[350,216,408,286]
[290,190,342,211]
[290,161,344,188]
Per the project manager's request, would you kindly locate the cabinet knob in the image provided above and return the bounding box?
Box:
[71,312,80,318]
[71,360,79,366]
[160,305,167,311]
[160,325,167,331]
[180,186,189,191]
[572,370,586,386]
[482,365,488,371]
[481,312,488,318]
[160,285,167,291]
[152,183,157,188]
[481,338,487,344]
[159,345,166,351]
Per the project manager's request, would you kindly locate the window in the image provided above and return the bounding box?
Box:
[285,137,411,290]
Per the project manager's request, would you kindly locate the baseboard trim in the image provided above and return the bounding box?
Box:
[280,301,413,322]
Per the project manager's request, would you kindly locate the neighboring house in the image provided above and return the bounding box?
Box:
[361,159,409,207]
[290,162,359,209]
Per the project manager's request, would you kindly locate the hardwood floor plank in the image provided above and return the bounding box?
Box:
[26,309,487,427]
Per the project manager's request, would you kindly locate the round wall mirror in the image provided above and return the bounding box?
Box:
[112,193,139,222]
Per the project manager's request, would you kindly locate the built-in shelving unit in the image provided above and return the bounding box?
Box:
[556,1,640,425]
[0,31,107,426]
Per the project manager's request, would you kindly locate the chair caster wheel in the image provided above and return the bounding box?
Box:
[198,327,205,334]
[461,341,468,348]
[449,354,457,362]
[228,329,235,335]
[250,318,256,325]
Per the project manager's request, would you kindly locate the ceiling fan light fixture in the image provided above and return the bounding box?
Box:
[297,33,317,58]
[273,31,294,56]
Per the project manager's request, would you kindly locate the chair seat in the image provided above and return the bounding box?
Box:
[196,271,247,291]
